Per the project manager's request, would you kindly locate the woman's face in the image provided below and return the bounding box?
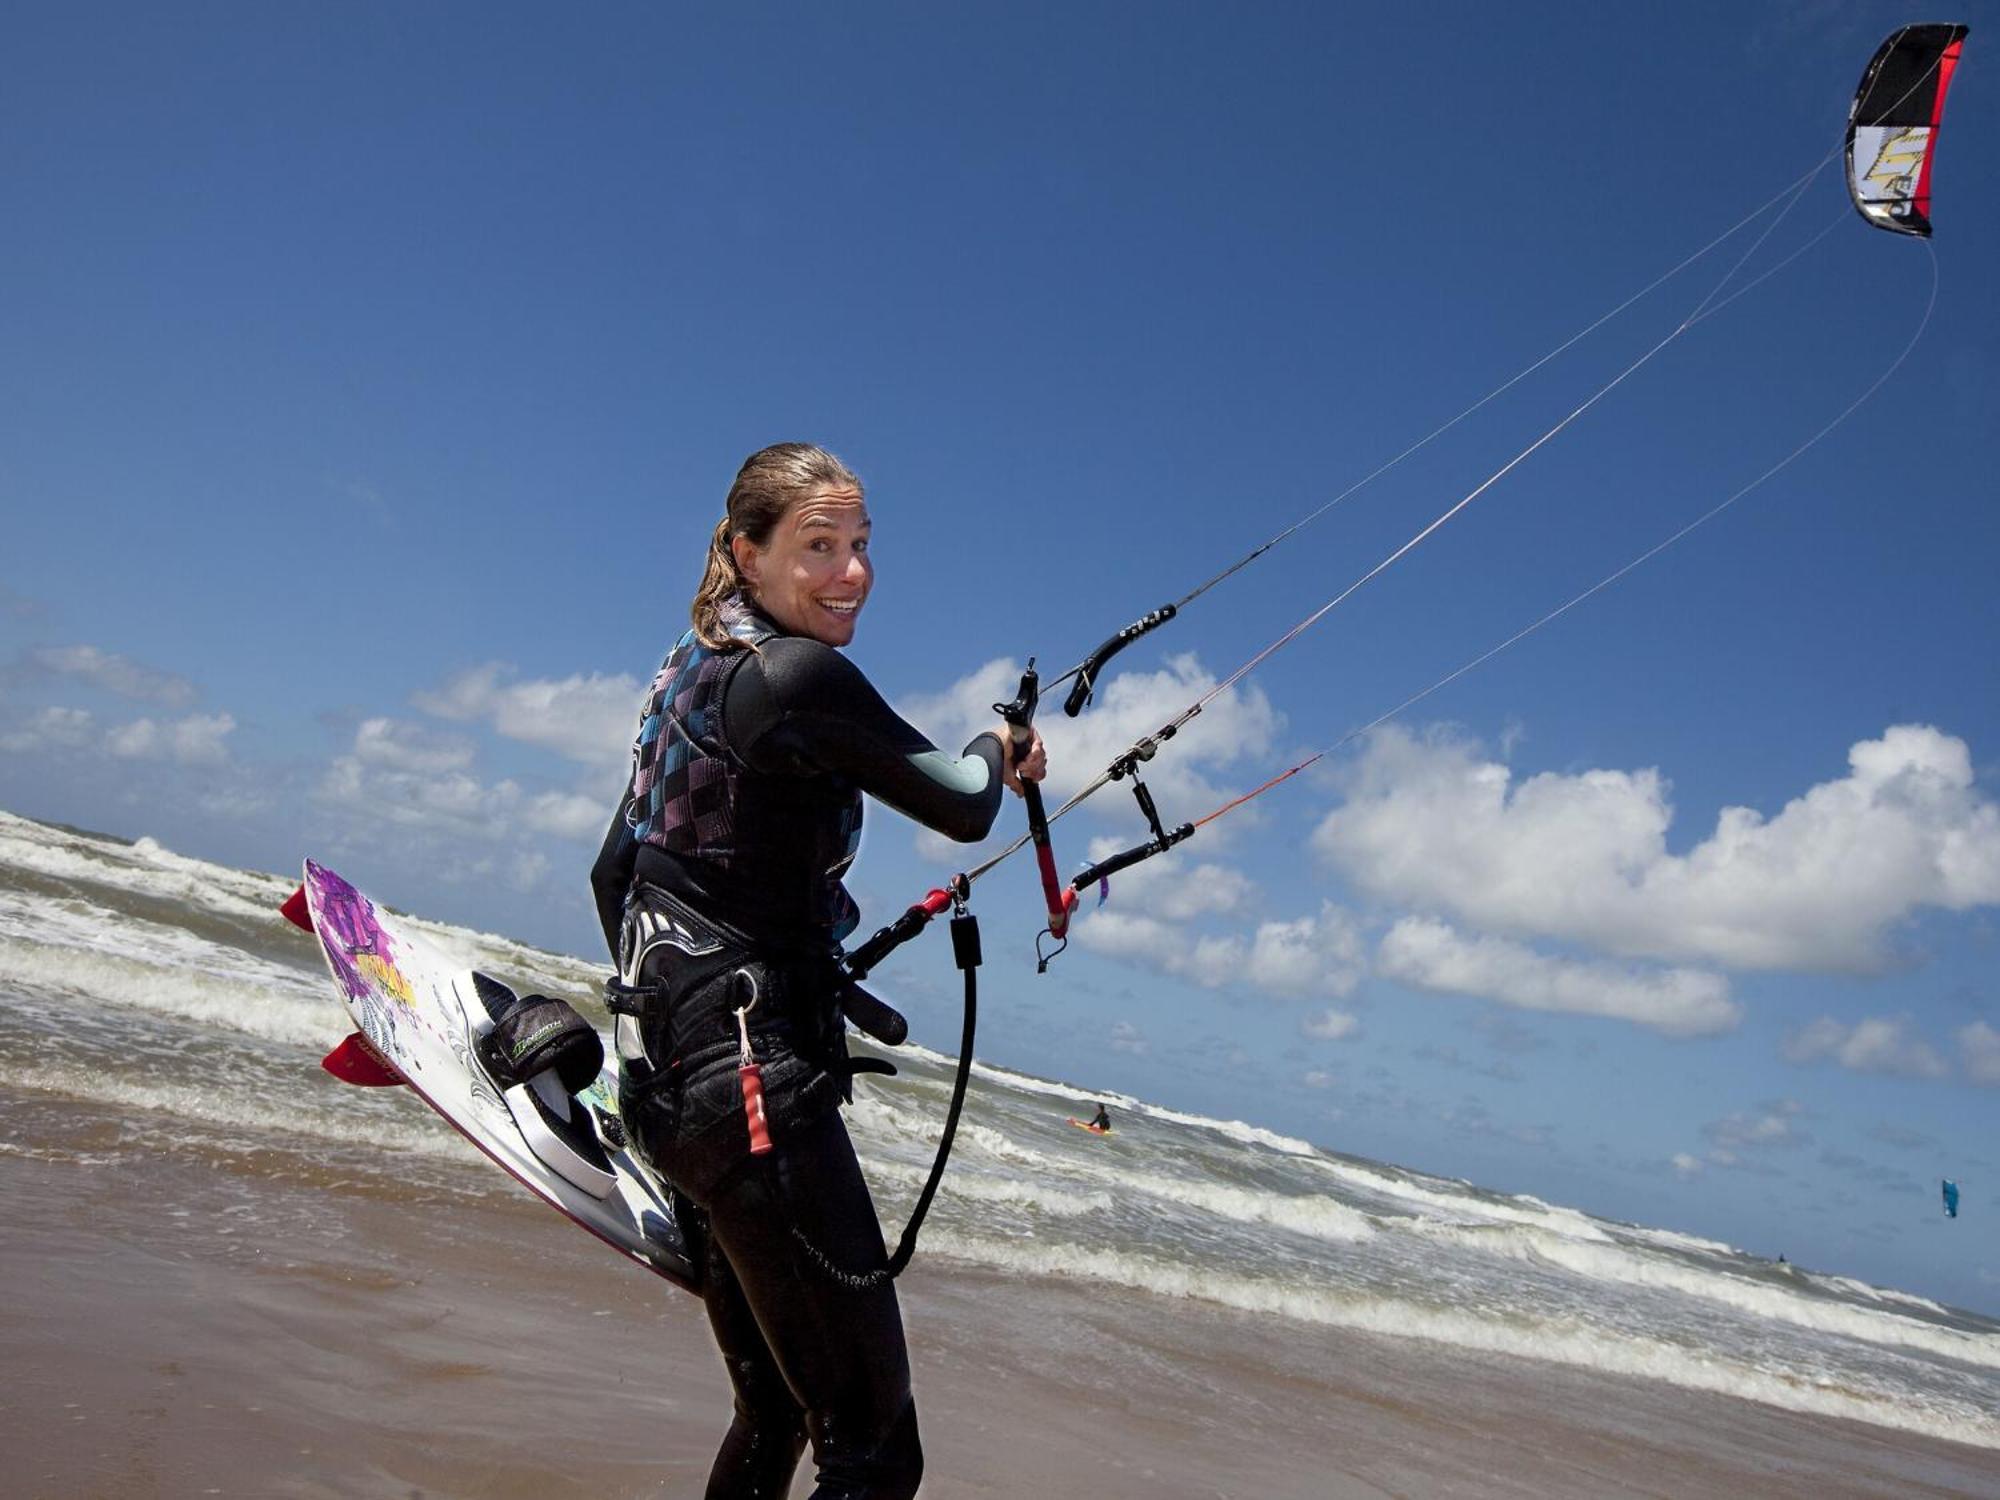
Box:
[733,485,873,646]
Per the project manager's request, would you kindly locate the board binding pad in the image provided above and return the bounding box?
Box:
[291,859,697,1290]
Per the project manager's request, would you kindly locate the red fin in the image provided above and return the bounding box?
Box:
[321,1031,404,1087]
[280,886,314,933]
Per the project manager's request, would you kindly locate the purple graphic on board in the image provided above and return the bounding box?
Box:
[305,860,400,1003]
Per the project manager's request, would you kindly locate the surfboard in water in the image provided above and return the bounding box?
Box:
[287,859,698,1291]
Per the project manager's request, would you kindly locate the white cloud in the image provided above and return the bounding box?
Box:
[1315,724,2000,974]
[1700,1099,1807,1167]
[318,721,610,847]
[353,717,476,774]
[30,644,196,707]
[1302,1007,1359,1041]
[1075,898,1367,998]
[0,705,95,753]
[1959,1021,2000,1087]
[1109,1020,1148,1055]
[1670,1152,1704,1178]
[522,788,609,842]
[105,712,236,766]
[903,653,1285,827]
[320,753,495,838]
[1377,916,1738,1036]
[1303,1068,1337,1088]
[415,663,641,775]
[1782,1015,1948,1079]
[1080,838,1255,921]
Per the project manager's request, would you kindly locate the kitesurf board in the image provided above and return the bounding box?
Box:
[290,859,698,1291]
[1066,1117,1111,1136]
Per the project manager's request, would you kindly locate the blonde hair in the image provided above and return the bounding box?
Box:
[691,443,865,649]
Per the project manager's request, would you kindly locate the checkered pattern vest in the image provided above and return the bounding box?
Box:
[625,598,862,942]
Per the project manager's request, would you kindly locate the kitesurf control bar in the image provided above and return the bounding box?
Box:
[1066,739,1195,895]
[995,660,1078,958]
[844,879,965,981]
[1058,604,1177,716]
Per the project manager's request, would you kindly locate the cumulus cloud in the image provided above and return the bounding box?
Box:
[29,644,196,707]
[104,712,236,766]
[1376,916,1739,1037]
[353,717,476,775]
[414,663,640,776]
[1076,898,1366,998]
[1699,1099,1808,1168]
[0,705,95,753]
[1315,724,2000,974]
[521,788,610,842]
[903,653,1285,825]
[1960,1021,2000,1087]
[1109,1020,1148,1055]
[1078,838,1255,921]
[1782,1015,1948,1079]
[319,719,610,845]
[1670,1152,1704,1179]
[1301,1007,1359,1041]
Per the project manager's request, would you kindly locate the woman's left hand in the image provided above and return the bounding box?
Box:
[1001,726,1048,796]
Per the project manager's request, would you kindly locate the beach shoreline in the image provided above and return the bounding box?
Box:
[10,1111,1999,1500]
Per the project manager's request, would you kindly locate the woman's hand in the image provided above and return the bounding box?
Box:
[998,726,1048,796]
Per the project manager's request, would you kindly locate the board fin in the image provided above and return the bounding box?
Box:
[280,885,314,933]
[322,1030,404,1087]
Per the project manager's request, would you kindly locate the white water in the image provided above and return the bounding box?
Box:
[3,809,1998,1454]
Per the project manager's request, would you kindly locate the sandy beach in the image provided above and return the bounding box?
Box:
[10,1094,1999,1500]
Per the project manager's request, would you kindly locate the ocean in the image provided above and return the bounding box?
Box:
[5,805,1998,1498]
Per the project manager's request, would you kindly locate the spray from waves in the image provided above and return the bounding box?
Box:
[855,1078,1377,1248]
[1052,1153,1377,1247]
[1402,1219,2000,1371]
[865,1158,1113,1219]
[1132,1101,1319,1157]
[1810,1273,1956,1318]
[0,935,343,1051]
[1312,1155,1615,1241]
[1616,1221,1740,1257]
[0,884,334,1039]
[845,1092,1061,1172]
[0,1056,480,1165]
[0,813,295,927]
[922,1228,2000,1453]
[967,1056,1138,1110]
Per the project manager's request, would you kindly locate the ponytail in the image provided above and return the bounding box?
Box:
[690,515,742,649]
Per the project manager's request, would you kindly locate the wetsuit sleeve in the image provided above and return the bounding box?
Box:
[590,785,638,960]
[726,639,1007,842]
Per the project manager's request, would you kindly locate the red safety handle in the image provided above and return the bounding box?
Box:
[740,1062,773,1155]
[1028,812,1078,939]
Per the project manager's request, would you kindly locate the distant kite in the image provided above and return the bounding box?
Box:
[1848,23,1969,237]
[1943,1179,1960,1219]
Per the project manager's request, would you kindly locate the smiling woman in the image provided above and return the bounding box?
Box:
[691,444,873,650]
[587,441,1048,1498]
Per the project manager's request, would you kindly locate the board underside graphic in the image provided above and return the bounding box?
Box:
[296,859,697,1290]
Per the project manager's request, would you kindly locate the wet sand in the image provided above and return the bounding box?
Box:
[8,1108,2000,1499]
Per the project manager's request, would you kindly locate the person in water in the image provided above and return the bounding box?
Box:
[591,442,1046,1500]
[1089,1102,1111,1132]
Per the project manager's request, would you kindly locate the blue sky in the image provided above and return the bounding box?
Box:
[5,2,1999,1312]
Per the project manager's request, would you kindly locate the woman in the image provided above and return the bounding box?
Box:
[591,442,1045,1499]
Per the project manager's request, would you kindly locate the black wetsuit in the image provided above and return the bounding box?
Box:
[593,597,1003,1500]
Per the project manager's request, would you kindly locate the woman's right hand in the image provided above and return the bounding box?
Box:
[996,726,1048,796]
